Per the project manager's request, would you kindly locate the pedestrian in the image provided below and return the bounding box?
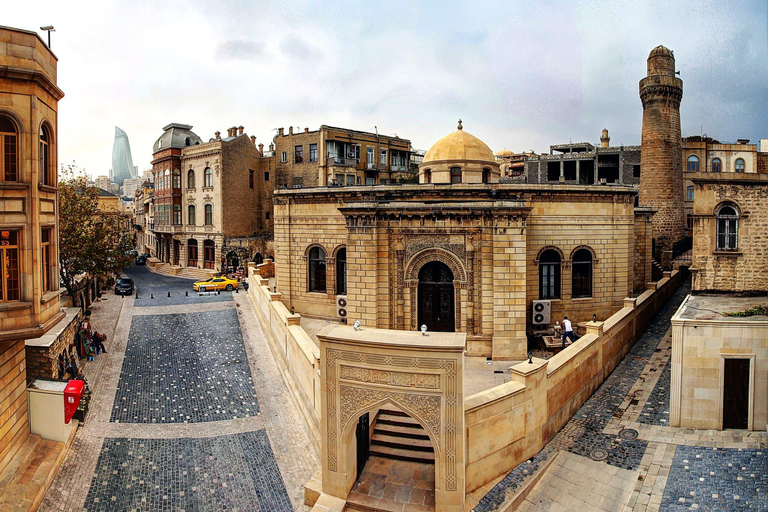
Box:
[562,315,576,348]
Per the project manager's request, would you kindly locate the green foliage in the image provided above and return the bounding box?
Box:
[722,305,768,317]
[58,163,134,305]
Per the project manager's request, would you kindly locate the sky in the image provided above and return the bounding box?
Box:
[5,0,768,178]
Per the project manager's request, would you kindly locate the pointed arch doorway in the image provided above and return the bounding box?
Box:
[418,261,455,332]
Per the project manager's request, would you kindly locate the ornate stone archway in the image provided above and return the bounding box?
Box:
[319,325,466,511]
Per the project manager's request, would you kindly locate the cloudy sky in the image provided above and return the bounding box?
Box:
[5,0,768,177]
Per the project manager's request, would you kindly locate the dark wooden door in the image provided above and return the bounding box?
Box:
[723,358,749,429]
[418,261,455,332]
[355,413,369,478]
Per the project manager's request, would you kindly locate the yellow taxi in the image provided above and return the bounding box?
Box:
[193,276,239,292]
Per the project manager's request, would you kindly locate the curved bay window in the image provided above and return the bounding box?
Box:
[187,169,195,188]
[571,249,593,298]
[0,230,20,302]
[735,158,745,173]
[450,166,462,184]
[686,155,699,172]
[187,239,198,267]
[39,124,53,186]
[173,169,181,189]
[204,204,213,225]
[336,248,347,295]
[716,204,739,251]
[0,116,17,182]
[204,167,213,187]
[203,240,215,269]
[308,246,326,293]
[539,249,561,299]
[188,205,196,225]
[711,158,722,172]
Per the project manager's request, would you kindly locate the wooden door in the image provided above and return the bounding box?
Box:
[418,261,455,332]
[723,358,749,429]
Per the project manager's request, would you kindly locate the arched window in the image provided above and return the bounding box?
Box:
[734,158,745,173]
[711,158,722,172]
[188,205,196,225]
[39,124,53,185]
[204,204,213,225]
[164,169,170,190]
[482,168,490,183]
[308,246,326,293]
[173,169,181,188]
[716,204,739,250]
[187,169,195,188]
[204,167,213,187]
[450,166,462,184]
[187,239,198,267]
[686,155,699,172]
[336,248,347,295]
[0,116,18,182]
[539,249,561,299]
[571,249,593,298]
[185,137,191,146]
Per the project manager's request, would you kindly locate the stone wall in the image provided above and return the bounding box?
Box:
[0,340,29,475]
[25,308,82,383]
[273,128,322,188]
[691,177,768,293]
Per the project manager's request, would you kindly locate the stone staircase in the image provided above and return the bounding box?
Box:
[369,409,434,464]
[147,260,215,281]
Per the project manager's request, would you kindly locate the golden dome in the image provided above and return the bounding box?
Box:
[423,120,495,164]
[496,148,514,157]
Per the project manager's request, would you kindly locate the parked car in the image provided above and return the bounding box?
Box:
[193,276,239,292]
[126,249,138,257]
[115,277,135,296]
[135,255,148,265]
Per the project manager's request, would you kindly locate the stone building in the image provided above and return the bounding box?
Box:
[273,125,412,188]
[0,26,68,473]
[150,124,273,274]
[274,123,651,360]
[670,171,768,430]
[495,148,534,179]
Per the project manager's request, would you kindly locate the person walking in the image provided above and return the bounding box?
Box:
[561,315,576,348]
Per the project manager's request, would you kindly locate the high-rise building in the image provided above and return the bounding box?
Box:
[112,126,137,185]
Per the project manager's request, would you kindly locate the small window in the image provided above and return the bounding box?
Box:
[450,166,462,184]
[308,246,326,293]
[265,211,270,220]
[633,164,641,178]
[173,204,181,225]
[336,248,347,295]
[41,228,53,293]
[309,143,318,162]
[539,249,561,300]
[249,169,254,189]
[187,169,195,188]
[367,147,375,163]
[711,158,722,172]
[423,168,431,184]
[173,169,181,188]
[716,204,739,250]
[188,205,196,225]
[686,155,700,172]
[295,145,303,164]
[686,186,694,201]
[281,151,287,163]
[346,175,355,186]
[0,230,20,301]
[164,169,170,190]
[735,158,745,173]
[204,167,212,187]
[185,137,191,146]
[264,171,270,181]
[482,168,490,183]
[0,116,18,182]
[204,204,213,225]
[380,149,387,165]
[39,125,53,186]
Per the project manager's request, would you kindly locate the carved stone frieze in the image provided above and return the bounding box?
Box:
[339,365,440,389]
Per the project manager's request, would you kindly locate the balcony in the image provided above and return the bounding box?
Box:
[329,156,358,167]
[390,165,411,173]
[152,224,184,234]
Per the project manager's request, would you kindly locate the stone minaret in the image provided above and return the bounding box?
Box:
[600,128,610,148]
[639,45,684,267]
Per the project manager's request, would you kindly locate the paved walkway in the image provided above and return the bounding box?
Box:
[39,265,319,511]
[473,279,768,512]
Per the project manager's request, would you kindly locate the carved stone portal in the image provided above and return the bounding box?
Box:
[319,326,466,511]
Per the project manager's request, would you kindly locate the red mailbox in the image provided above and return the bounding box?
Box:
[64,380,85,424]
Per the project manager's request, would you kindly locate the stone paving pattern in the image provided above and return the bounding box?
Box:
[83,431,291,512]
[127,266,233,308]
[659,446,766,511]
[637,359,671,426]
[110,308,259,424]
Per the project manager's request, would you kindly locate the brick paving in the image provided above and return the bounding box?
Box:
[127,266,233,308]
[473,278,768,512]
[39,264,319,512]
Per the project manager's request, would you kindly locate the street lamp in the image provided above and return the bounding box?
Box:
[40,26,55,48]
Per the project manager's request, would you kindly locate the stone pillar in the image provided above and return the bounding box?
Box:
[491,212,527,359]
[575,159,580,184]
[346,215,379,327]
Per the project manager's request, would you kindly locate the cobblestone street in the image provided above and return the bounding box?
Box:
[39,266,319,512]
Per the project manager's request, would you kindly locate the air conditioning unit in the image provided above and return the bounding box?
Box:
[347,152,355,158]
[336,295,348,318]
[532,300,551,325]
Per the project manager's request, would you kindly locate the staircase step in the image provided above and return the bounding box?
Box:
[369,445,435,463]
[376,413,423,428]
[371,433,433,451]
[373,423,431,440]
[345,493,405,512]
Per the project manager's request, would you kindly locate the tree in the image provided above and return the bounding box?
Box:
[58,164,134,307]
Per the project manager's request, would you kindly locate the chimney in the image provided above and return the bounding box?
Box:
[278,127,284,136]
[269,143,274,151]
[238,126,244,136]
[259,143,264,154]
[600,128,610,148]
[215,131,221,140]
[289,126,294,135]
[304,127,309,133]
[250,135,257,145]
